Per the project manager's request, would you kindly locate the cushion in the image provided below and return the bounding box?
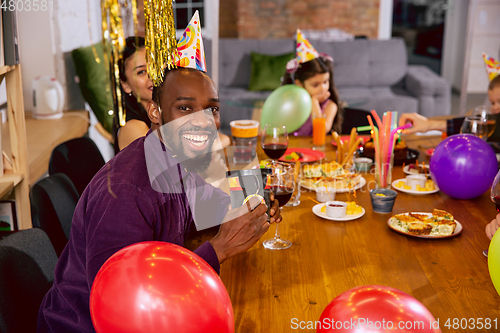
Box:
[248,51,295,91]
[72,42,114,133]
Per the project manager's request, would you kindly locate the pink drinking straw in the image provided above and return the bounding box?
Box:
[366,116,381,181]
[387,123,412,159]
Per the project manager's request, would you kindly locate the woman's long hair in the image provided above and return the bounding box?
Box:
[282,57,344,133]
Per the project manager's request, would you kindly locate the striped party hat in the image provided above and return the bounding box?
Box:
[176,11,206,72]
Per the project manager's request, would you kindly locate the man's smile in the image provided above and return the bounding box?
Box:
[181,132,211,151]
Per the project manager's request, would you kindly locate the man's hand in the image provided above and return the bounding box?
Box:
[398,113,446,134]
[210,193,282,263]
[486,214,500,240]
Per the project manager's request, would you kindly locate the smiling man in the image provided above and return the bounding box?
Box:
[38,12,281,333]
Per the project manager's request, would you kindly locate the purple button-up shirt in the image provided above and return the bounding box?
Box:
[38,132,230,333]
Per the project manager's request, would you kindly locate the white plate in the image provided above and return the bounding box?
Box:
[387,212,463,239]
[301,177,366,193]
[403,164,430,175]
[312,203,365,221]
[391,178,439,195]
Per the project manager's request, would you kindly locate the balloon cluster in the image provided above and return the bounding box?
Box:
[90,242,234,333]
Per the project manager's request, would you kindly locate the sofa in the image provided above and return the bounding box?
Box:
[204,37,451,136]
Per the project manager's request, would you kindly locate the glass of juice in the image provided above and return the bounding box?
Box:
[312,113,326,151]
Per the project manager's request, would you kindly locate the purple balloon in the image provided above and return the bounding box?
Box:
[430,134,498,200]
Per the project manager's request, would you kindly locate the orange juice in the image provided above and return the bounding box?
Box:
[312,117,326,146]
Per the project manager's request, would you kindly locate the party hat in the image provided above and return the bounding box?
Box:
[296,29,319,64]
[483,53,500,82]
[176,11,206,72]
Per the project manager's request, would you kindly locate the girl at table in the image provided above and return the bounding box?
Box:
[282,29,343,136]
[116,36,231,151]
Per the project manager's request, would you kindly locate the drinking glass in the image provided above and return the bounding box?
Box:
[460,116,489,141]
[485,170,500,257]
[472,105,497,140]
[263,162,294,250]
[261,124,289,162]
[312,113,326,151]
[285,163,301,207]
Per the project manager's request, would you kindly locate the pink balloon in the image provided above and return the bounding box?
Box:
[90,241,234,333]
[317,285,441,332]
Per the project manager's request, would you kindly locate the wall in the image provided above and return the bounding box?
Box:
[441,0,469,91]
[464,0,500,93]
[224,0,380,39]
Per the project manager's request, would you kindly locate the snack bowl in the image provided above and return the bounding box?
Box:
[406,174,426,190]
[316,187,336,203]
[369,188,398,214]
[325,201,347,218]
[354,157,372,172]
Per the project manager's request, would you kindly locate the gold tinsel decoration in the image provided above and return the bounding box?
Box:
[144,0,178,87]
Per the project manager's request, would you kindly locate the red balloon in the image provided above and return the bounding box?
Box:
[90,241,234,333]
[317,285,441,332]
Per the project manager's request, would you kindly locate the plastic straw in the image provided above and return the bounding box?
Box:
[370,110,383,130]
[367,116,381,184]
[357,125,372,132]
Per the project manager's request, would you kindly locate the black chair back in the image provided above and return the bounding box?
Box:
[0,228,58,333]
[30,173,79,256]
[341,108,372,134]
[49,137,105,196]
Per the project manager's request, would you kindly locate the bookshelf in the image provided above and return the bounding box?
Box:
[0,64,30,230]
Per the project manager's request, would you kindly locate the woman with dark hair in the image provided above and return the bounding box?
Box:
[116,36,152,150]
[282,30,343,136]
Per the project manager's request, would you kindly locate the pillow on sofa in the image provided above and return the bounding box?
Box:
[248,51,295,91]
[72,42,114,133]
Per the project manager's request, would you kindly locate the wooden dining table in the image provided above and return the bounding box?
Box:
[217,134,500,332]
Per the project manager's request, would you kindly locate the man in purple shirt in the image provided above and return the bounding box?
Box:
[37,67,281,332]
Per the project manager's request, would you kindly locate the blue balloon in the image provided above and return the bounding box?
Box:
[430,134,498,200]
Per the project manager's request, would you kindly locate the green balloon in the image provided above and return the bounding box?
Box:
[260,85,312,132]
[489,230,500,295]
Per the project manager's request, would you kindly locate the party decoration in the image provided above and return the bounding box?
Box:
[176,11,206,71]
[296,29,319,64]
[90,241,234,333]
[483,53,500,82]
[317,285,441,332]
[101,0,135,127]
[489,228,500,295]
[144,0,178,87]
[430,134,497,200]
[260,85,311,132]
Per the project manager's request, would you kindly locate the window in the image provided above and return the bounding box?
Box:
[173,0,214,38]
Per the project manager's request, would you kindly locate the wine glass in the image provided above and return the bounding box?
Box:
[263,162,294,250]
[261,124,289,162]
[487,170,500,257]
[460,116,489,141]
[473,105,497,140]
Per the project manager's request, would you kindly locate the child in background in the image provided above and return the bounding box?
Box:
[282,30,343,136]
[399,53,500,141]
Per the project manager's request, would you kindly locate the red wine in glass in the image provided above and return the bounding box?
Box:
[263,143,288,160]
[270,185,294,207]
